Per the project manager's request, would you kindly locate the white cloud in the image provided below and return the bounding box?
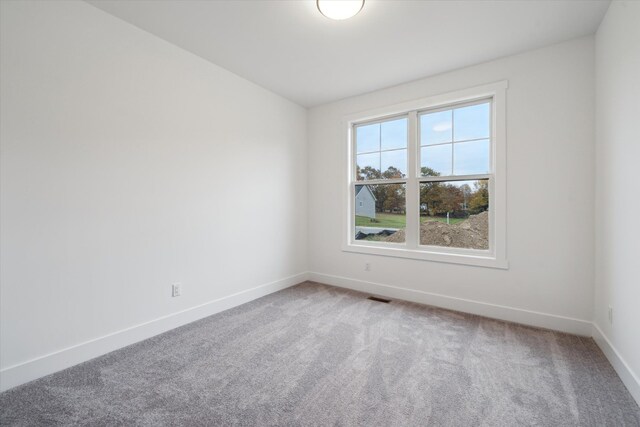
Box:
[433,122,452,132]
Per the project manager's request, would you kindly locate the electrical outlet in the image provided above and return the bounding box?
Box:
[172,283,182,297]
[364,262,371,271]
[608,306,613,324]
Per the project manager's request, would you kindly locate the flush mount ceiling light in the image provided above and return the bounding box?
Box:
[317,0,365,21]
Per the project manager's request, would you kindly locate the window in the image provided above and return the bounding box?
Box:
[344,82,507,268]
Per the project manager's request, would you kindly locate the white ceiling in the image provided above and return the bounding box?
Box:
[87,0,610,107]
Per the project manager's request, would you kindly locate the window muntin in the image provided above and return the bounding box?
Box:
[345,82,507,268]
[420,110,452,145]
[351,99,493,254]
[453,140,490,175]
[453,103,490,141]
[416,100,491,250]
[421,144,452,176]
[355,116,408,181]
[353,117,408,243]
[419,100,491,177]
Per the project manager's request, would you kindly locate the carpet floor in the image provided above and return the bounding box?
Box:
[1,282,639,426]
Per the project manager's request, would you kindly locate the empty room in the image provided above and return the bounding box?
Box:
[1,0,639,425]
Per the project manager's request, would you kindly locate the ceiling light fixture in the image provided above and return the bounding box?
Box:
[317,0,364,21]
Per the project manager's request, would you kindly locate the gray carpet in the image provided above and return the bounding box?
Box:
[1,282,638,426]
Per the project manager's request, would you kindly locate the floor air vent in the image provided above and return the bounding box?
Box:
[367,296,391,303]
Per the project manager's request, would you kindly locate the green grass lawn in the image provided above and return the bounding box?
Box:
[355,213,406,229]
[421,216,466,225]
[356,213,467,229]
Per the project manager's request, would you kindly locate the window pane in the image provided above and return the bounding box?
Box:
[356,152,381,180]
[454,139,489,175]
[356,123,380,153]
[454,102,490,141]
[381,118,407,150]
[381,149,407,178]
[355,184,406,243]
[419,179,489,250]
[420,110,452,145]
[421,144,452,176]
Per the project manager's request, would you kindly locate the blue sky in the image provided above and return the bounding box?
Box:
[356,102,490,177]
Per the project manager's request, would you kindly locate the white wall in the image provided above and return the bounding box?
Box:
[308,37,596,334]
[594,0,640,403]
[0,0,307,389]
[4,0,635,400]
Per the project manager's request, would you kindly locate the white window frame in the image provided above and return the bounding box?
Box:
[342,81,508,269]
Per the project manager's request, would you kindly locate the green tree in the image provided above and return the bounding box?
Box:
[381,167,405,212]
[421,167,439,177]
[419,168,445,215]
[419,167,465,215]
[382,184,406,213]
[468,180,489,213]
[357,165,381,181]
[382,166,404,179]
[357,166,407,213]
[420,182,440,215]
[460,183,472,211]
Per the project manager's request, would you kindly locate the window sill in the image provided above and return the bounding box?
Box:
[342,242,509,269]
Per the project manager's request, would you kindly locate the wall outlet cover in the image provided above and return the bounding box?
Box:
[172,283,182,297]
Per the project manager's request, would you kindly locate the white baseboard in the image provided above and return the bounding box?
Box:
[308,272,593,336]
[592,323,640,406]
[309,272,640,405]
[5,271,638,409]
[0,272,308,393]
[311,271,639,407]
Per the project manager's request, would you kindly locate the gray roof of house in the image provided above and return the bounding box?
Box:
[355,185,376,200]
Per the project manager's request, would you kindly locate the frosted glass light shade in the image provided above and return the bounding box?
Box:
[317,0,364,20]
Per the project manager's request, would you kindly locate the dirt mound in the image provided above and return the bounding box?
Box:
[385,211,488,249]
